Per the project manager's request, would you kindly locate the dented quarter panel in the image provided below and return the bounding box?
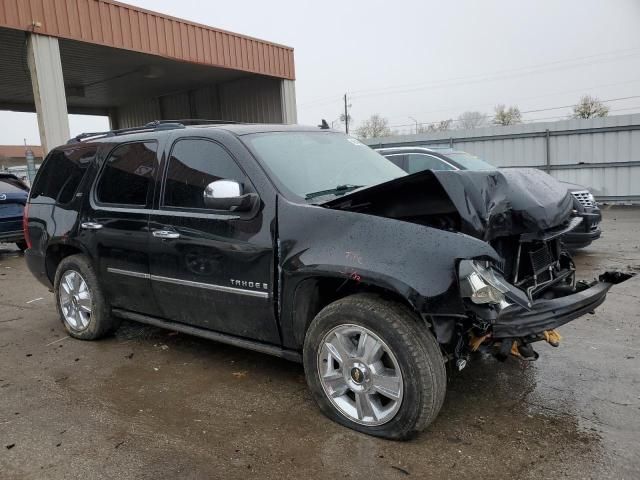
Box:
[277,197,501,349]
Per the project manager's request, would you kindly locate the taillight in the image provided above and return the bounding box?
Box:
[23,202,31,249]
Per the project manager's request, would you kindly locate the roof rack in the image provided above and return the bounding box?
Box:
[66,119,244,144]
[148,119,244,126]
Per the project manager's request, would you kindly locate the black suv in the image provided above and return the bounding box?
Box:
[24,122,630,439]
[377,146,602,249]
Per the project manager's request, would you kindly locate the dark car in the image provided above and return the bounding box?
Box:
[376,146,602,249]
[0,173,29,251]
[24,122,631,439]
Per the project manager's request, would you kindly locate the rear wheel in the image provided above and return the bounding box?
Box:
[15,240,27,252]
[54,254,120,340]
[303,293,446,440]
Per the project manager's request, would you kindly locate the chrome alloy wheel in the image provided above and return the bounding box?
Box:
[59,270,92,331]
[318,324,404,426]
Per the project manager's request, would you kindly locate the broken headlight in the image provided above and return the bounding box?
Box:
[459,260,510,305]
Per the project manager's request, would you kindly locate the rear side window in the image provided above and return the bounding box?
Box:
[96,142,157,206]
[163,138,247,210]
[384,154,405,170]
[406,153,455,174]
[30,146,97,203]
[0,177,29,193]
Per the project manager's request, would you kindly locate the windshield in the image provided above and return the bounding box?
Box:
[445,151,496,170]
[243,131,406,200]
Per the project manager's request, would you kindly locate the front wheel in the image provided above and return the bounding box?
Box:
[303,294,446,440]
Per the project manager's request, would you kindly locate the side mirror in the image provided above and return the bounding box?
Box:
[203,179,256,212]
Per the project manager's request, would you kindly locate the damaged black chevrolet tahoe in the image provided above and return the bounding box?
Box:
[24,122,631,439]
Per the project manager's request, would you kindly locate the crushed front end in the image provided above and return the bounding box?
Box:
[457,223,633,362]
[321,167,633,365]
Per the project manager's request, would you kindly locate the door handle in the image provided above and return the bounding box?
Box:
[81,222,103,230]
[152,230,180,239]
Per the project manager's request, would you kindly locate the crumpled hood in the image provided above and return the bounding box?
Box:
[322,168,574,241]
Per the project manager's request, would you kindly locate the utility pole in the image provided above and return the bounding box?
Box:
[343,93,350,135]
[24,139,36,185]
[409,116,418,135]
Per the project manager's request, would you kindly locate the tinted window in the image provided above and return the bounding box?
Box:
[164,139,246,210]
[31,146,96,203]
[0,176,29,193]
[406,154,455,174]
[96,142,157,206]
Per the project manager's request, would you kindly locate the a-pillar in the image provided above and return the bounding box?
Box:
[27,34,70,154]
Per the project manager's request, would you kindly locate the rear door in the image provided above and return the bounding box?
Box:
[148,135,278,343]
[82,139,161,316]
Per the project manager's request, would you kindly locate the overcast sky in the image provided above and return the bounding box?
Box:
[1,0,639,144]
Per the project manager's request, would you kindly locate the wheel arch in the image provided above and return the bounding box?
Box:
[45,241,92,284]
[283,273,425,350]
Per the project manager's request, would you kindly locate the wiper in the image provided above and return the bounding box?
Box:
[305,184,364,200]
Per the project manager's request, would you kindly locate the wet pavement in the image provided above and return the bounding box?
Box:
[1,207,639,479]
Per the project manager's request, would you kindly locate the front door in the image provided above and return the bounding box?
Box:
[148,137,278,344]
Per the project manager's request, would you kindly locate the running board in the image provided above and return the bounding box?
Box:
[111,308,302,363]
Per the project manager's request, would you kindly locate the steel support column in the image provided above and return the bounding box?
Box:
[27,34,70,154]
[280,80,298,124]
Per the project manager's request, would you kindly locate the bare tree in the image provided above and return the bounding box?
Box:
[417,119,454,133]
[457,111,488,129]
[572,95,609,119]
[492,105,522,126]
[355,114,391,139]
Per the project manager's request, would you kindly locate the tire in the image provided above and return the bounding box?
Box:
[53,254,120,340]
[303,293,446,440]
[15,240,27,252]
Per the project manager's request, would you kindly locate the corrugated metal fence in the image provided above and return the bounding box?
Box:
[365,114,640,202]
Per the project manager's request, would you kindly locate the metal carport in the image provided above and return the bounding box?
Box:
[0,0,297,152]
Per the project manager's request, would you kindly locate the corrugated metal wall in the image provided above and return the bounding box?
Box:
[0,0,294,80]
[366,114,640,202]
[219,77,282,123]
[114,76,285,127]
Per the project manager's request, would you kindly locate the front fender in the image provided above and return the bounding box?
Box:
[277,198,500,348]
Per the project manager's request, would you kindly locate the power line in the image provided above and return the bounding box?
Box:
[299,46,640,108]
[383,78,640,122]
[349,47,640,98]
[386,95,640,129]
[351,53,640,101]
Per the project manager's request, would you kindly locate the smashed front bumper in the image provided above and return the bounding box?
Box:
[460,262,633,340]
[493,274,626,338]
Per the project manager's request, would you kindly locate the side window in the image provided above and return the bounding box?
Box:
[30,146,97,204]
[384,154,405,170]
[406,154,455,174]
[96,142,157,206]
[163,139,247,210]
